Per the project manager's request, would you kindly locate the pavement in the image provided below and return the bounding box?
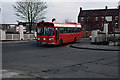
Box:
[70,38,120,51]
[1,40,34,44]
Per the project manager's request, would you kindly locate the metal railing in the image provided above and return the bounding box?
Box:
[5,34,35,40]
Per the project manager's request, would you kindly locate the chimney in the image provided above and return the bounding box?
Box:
[105,6,108,10]
[80,7,82,11]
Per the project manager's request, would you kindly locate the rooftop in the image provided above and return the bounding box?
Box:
[78,7,119,17]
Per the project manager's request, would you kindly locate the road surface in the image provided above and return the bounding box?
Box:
[2,39,118,78]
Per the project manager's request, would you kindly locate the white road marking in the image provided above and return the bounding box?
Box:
[2,70,19,78]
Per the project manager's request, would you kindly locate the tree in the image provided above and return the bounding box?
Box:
[13,0,47,33]
[64,19,71,23]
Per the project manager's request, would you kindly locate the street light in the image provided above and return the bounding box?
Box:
[112,20,116,46]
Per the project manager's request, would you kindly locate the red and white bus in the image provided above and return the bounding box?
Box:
[36,22,82,46]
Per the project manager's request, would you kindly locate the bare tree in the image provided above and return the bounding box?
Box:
[13,0,47,33]
[64,19,71,23]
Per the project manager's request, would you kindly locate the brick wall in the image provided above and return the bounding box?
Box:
[82,31,91,38]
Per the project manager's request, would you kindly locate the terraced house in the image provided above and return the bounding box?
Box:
[78,6,120,32]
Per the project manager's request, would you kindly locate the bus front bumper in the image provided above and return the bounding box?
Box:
[37,42,55,45]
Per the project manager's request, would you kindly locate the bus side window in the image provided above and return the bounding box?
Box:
[60,28,63,34]
[71,28,74,33]
[64,28,67,33]
[68,28,71,33]
[80,28,82,32]
[75,28,77,33]
[77,28,80,32]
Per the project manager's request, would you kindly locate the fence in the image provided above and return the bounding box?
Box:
[91,30,120,45]
[24,34,35,40]
[6,34,19,40]
[1,33,35,40]
[108,33,120,42]
[0,30,6,40]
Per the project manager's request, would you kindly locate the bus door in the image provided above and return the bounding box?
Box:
[55,28,59,43]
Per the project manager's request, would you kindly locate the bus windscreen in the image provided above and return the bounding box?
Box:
[37,27,54,36]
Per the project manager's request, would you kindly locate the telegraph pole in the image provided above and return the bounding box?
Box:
[112,20,116,46]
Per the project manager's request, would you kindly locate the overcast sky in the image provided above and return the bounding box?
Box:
[0,0,120,24]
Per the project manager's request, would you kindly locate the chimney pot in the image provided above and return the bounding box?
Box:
[80,7,82,11]
[105,6,108,10]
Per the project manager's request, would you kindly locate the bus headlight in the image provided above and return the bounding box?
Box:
[37,38,40,40]
[43,38,46,40]
[49,38,54,40]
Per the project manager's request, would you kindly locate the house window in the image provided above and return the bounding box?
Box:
[101,17,104,21]
[115,16,118,20]
[96,17,98,21]
[115,23,118,28]
[81,17,84,21]
[105,16,112,21]
[87,16,90,22]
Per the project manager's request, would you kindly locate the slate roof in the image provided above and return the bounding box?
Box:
[78,9,119,17]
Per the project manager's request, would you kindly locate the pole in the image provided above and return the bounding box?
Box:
[112,20,115,46]
[19,22,24,40]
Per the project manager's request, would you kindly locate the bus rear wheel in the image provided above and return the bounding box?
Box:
[59,39,63,46]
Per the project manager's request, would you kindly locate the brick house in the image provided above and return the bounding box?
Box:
[78,6,120,32]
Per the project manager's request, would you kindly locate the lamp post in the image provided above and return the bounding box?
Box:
[112,20,115,46]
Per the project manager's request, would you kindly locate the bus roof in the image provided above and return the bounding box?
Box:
[37,22,81,28]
